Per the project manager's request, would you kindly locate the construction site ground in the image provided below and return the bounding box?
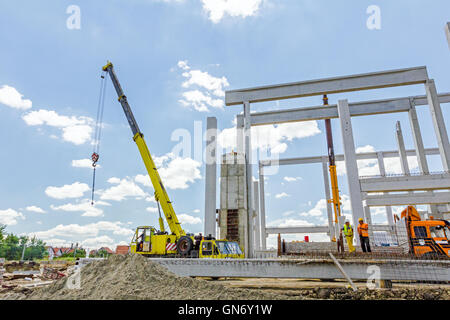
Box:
[0,254,448,300]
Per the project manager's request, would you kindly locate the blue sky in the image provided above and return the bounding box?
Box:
[0,0,449,249]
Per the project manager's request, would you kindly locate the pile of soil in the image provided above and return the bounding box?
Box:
[24,254,295,300]
[1,254,447,300]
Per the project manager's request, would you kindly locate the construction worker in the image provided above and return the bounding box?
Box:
[357,218,371,253]
[342,220,356,253]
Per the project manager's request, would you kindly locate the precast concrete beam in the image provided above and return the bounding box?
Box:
[226,66,429,106]
[365,192,450,207]
[235,93,450,128]
[149,258,450,282]
[260,148,440,168]
[265,226,329,234]
[360,173,450,193]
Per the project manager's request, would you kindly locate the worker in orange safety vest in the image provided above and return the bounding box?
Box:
[357,218,371,253]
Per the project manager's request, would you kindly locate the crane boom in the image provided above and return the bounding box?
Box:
[102,62,186,238]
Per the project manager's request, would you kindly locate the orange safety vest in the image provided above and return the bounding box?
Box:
[358,223,369,237]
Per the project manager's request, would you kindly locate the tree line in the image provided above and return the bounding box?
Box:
[0,224,47,260]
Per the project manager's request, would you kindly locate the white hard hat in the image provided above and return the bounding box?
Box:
[345,220,350,223]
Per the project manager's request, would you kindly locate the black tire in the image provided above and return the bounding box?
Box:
[177,236,193,256]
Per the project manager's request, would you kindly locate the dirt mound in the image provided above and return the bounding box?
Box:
[25,254,295,300]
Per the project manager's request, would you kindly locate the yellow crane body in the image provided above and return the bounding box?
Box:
[102,62,244,259]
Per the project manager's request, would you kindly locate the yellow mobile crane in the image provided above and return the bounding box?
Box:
[323,95,344,251]
[100,62,244,259]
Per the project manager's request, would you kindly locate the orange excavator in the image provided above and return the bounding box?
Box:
[394,206,450,258]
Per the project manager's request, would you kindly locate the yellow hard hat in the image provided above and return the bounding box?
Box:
[358,218,364,222]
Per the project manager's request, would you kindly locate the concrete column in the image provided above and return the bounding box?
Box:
[396,121,410,175]
[377,152,394,227]
[409,105,429,174]
[408,104,439,215]
[253,181,261,251]
[258,164,267,250]
[337,99,365,236]
[236,116,244,155]
[446,22,450,50]
[425,79,450,172]
[363,206,376,246]
[322,157,335,240]
[204,117,217,237]
[243,101,254,258]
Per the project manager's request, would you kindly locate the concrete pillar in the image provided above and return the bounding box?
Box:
[253,181,261,251]
[408,104,439,216]
[446,22,450,50]
[243,101,254,258]
[409,105,429,174]
[204,117,217,237]
[377,152,394,227]
[258,164,267,250]
[396,121,410,175]
[236,116,244,155]
[337,99,365,236]
[322,157,335,240]
[425,79,450,172]
[363,206,372,224]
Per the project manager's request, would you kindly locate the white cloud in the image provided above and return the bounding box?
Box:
[181,70,229,97]
[22,109,94,145]
[275,192,290,199]
[25,206,46,214]
[45,182,90,200]
[62,124,93,145]
[51,199,109,217]
[299,199,328,217]
[100,177,146,202]
[179,90,224,112]
[193,209,200,213]
[30,221,134,240]
[146,206,159,213]
[0,209,25,225]
[177,61,229,112]
[81,235,116,249]
[178,214,202,225]
[135,153,202,190]
[72,159,100,169]
[218,122,321,155]
[284,176,302,182]
[201,0,263,23]
[0,85,32,110]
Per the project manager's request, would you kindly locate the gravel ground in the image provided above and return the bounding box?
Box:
[1,254,448,300]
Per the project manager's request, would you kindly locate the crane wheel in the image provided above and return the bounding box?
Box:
[177,236,193,256]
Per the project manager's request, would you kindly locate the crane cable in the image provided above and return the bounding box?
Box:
[91,71,107,205]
